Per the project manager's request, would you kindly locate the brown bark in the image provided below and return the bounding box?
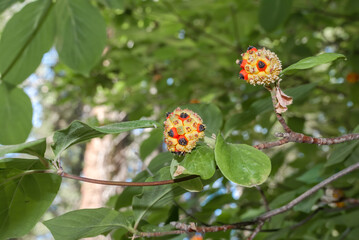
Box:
[80,107,129,208]
[79,107,130,240]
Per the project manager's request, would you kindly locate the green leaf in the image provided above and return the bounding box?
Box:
[133,167,184,227]
[52,120,160,159]
[269,189,297,209]
[179,103,223,137]
[139,128,163,160]
[0,138,46,158]
[325,125,359,167]
[0,85,32,144]
[96,0,124,9]
[293,190,323,213]
[0,0,21,14]
[224,83,316,136]
[174,145,216,180]
[214,134,271,187]
[170,158,203,192]
[259,0,292,32]
[43,208,131,240]
[327,210,359,228]
[115,152,172,210]
[0,158,61,239]
[55,0,107,75]
[0,0,55,85]
[296,164,324,184]
[281,53,346,75]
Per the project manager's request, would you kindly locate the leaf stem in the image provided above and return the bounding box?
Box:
[59,171,199,187]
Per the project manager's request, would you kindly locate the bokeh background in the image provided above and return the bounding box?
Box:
[1,0,359,239]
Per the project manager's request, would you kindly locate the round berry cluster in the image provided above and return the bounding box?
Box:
[164,108,205,154]
[237,46,282,86]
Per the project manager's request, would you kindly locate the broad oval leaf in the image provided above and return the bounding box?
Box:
[259,0,292,32]
[170,158,203,192]
[55,0,107,75]
[0,85,32,144]
[174,145,216,180]
[281,53,346,75]
[0,138,46,158]
[43,208,131,240]
[0,158,61,239]
[215,134,271,187]
[0,0,55,85]
[52,120,160,159]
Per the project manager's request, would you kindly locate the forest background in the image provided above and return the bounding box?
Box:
[1,0,359,239]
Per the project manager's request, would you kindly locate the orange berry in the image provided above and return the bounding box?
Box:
[190,235,203,240]
[346,72,359,83]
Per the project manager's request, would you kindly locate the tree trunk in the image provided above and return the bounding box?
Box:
[79,107,130,239]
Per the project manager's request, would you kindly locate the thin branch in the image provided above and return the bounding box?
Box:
[290,208,322,230]
[169,221,255,232]
[267,86,292,133]
[137,203,359,238]
[257,85,359,150]
[137,230,186,238]
[173,201,210,226]
[276,113,291,133]
[247,221,265,240]
[59,171,199,187]
[254,138,289,150]
[255,185,270,212]
[258,162,359,221]
[135,162,359,237]
[254,132,359,150]
[275,132,359,145]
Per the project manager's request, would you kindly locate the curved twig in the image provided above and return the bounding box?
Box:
[59,171,199,187]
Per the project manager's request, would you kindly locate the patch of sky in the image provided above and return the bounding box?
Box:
[166,77,174,86]
[214,208,222,216]
[178,29,185,39]
[338,126,347,134]
[241,131,249,140]
[24,48,59,129]
[254,124,268,134]
[132,129,145,136]
[324,46,335,53]
[230,183,242,200]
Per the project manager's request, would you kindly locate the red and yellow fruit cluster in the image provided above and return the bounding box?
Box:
[164,108,205,154]
[237,46,282,86]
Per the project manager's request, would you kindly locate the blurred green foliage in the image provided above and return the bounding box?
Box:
[1,0,359,239]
